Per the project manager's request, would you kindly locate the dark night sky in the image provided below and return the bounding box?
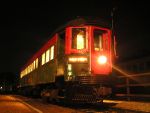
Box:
[0,0,150,74]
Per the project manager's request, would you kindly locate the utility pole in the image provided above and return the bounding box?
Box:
[111,7,115,32]
[111,7,118,58]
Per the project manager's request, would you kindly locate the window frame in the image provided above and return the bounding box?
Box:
[71,27,87,50]
[93,28,109,52]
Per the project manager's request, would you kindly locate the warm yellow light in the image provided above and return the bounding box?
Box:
[42,53,45,65]
[98,55,107,64]
[77,34,84,49]
[50,45,54,60]
[68,72,72,76]
[69,57,87,62]
[68,64,72,71]
[46,49,50,63]
[33,61,36,69]
[20,72,23,78]
[36,58,38,68]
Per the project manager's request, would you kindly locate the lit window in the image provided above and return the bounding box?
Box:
[33,61,36,69]
[77,34,84,49]
[94,29,107,51]
[31,64,33,71]
[42,53,45,65]
[30,64,32,71]
[29,65,31,72]
[46,49,50,63]
[30,65,32,72]
[28,66,30,73]
[20,72,23,78]
[25,68,27,75]
[26,68,28,74]
[36,58,38,68]
[30,64,33,71]
[67,64,72,76]
[50,46,54,60]
[72,28,86,50]
[68,64,72,71]
[22,71,23,77]
[31,63,33,71]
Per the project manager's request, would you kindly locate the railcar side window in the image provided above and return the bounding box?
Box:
[94,29,108,51]
[42,53,46,65]
[41,45,54,65]
[72,28,86,50]
[27,66,30,73]
[46,49,50,63]
[50,45,54,60]
[36,58,38,68]
[33,60,36,69]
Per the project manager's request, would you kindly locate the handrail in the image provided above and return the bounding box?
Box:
[118,72,150,78]
[116,94,150,98]
[115,72,150,100]
[116,83,150,87]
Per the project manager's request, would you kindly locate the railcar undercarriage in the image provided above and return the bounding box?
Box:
[40,75,112,104]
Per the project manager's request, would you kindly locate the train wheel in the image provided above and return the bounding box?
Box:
[41,89,59,103]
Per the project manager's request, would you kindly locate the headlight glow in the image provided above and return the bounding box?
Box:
[98,55,107,64]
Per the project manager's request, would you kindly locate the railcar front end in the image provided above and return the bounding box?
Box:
[64,26,113,103]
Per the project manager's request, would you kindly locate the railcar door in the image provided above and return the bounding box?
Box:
[91,27,112,75]
[65,27,89,81]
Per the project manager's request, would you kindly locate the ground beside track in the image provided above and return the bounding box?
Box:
[0,94,150,113]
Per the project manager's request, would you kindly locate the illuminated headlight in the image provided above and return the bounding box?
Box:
[98,55,107,64]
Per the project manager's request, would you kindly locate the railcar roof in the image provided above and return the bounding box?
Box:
[52,17,111,34]
[66,17,111,27]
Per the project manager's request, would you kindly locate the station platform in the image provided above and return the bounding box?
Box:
[104,100,150,112]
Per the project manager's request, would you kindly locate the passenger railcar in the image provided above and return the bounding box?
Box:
[19,17,115,103]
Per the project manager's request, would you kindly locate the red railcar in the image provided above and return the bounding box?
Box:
[20,17,115,103]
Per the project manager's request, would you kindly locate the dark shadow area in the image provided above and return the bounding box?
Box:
[0,72,19,95]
